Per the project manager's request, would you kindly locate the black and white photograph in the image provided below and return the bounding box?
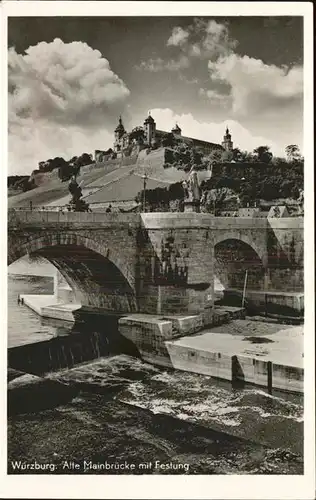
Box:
[2,1,315,498]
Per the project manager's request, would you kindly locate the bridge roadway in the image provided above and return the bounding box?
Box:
[8,210,303,317]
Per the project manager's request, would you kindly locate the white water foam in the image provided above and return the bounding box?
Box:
[118,366,303,430]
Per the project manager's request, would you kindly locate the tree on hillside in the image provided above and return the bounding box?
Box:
[272,156,286,166]
[57,158,73,182]
[169,182,185,201]
[207,149,224,164]
[201,188,231,215]
[253,145,273,164]
[188,148,203,170]
[231,147,255,162]
[242,150,256,162]
[285,144,301,162]
[8,175,31,192]
[239,178,258,205]
[162,133,176,148]
[69,156,78,165]
[38,158,57,172]
[76,153,93,167]
[129,127,145,144]
[38,161,46,171]
[48,157,67,171]
[221,149,233,162]
[172,143,190,168]
[231,148,244,162]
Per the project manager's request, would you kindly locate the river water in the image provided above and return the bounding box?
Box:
[7,259,304,475]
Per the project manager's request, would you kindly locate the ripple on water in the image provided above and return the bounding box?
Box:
[117,363,303,452]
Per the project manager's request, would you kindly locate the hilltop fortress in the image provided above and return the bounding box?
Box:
[95,113,233,162]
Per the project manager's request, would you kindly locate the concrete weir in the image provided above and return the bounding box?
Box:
[20,293,303,393]
[118,312,304,394]
[20,294,80,322]
[164,331,303,393]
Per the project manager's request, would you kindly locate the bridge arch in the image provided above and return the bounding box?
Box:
[213,231,268,267]
[214,237,266,291]
[8,232,137,313]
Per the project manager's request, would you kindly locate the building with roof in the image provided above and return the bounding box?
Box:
[112,112,232,158]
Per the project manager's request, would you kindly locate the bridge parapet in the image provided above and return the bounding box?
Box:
[141,212,270,230]
[267,217,304,230]
[8,209,141,229]
[10,209,302,231]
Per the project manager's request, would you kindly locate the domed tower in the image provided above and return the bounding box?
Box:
[171,123,182,138]
[114,116,126,153]
[143,112,156,145]
[221,126,233,151]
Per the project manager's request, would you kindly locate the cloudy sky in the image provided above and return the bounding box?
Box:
[8,16,303,174]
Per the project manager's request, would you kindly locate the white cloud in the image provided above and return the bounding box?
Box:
[165,55,190,71]
[199,19,237,59]
[189,44,202,57]
[136,16,302,153]
[149,107,285,156]
[172,18,237,60]
[9,114,114,175]
[138,19,236,74]
[208,53,303,116]
[199,87,231,104]
[167,27,189,47]
[9,39,130,126]
[179,74,199,85]
[8,39,130,174]
[136,55,190,72]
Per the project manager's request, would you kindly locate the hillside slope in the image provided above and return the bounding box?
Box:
[8,162,122,208]
[8,149,188,208]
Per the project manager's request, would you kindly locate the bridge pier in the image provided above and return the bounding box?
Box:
[137,215,215,317]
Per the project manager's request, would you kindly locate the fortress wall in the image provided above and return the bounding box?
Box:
[136,148,167,172]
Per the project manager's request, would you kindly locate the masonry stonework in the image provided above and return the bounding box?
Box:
[8,211,304,317]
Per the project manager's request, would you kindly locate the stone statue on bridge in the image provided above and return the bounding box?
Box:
[297,189,304,215]
[182,167,202,212]
[67,176,90,212]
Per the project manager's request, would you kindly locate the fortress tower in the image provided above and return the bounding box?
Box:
[111,113,227,160]
[143,112,156,145]
[114,116,126,153]
[171,123,182,138]
[221,127,233,151]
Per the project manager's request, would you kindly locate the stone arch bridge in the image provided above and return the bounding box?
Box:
[8,210,303,317]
